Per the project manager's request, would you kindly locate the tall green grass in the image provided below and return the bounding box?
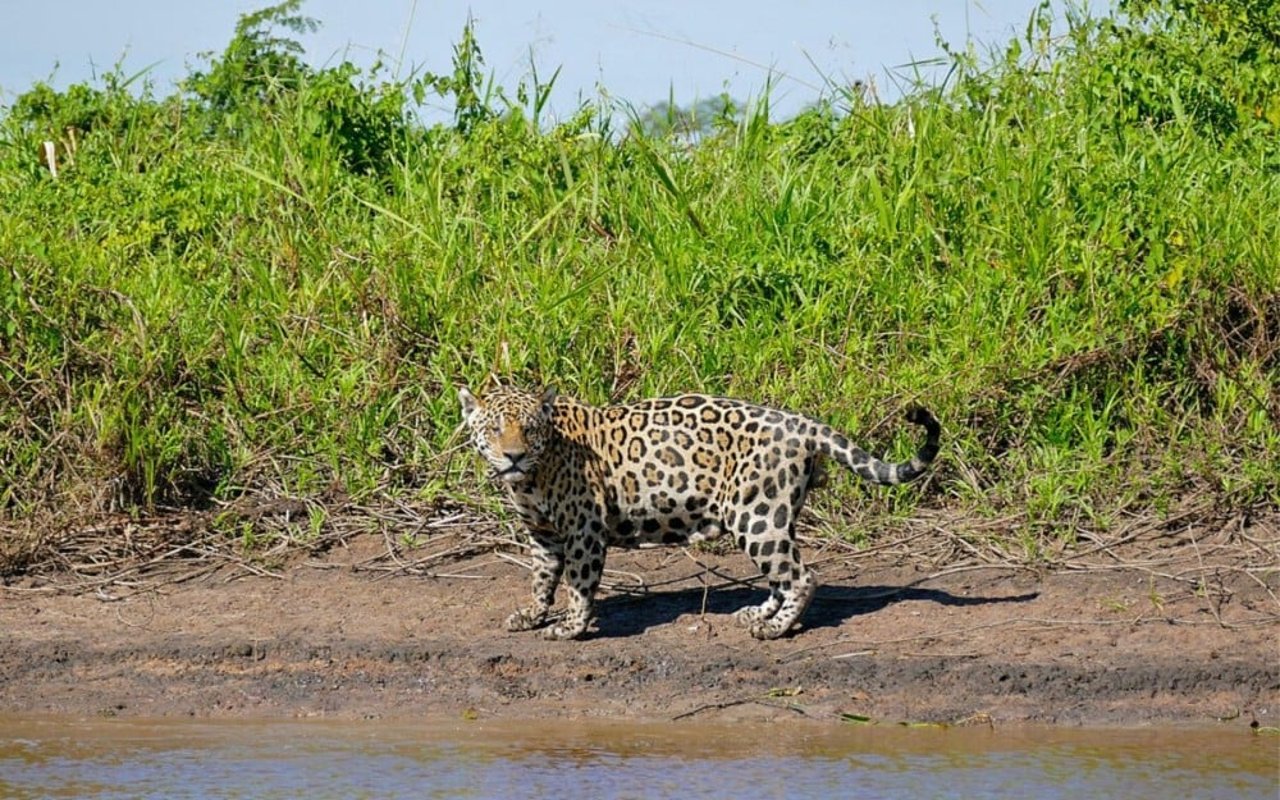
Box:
[1,1,1276,563]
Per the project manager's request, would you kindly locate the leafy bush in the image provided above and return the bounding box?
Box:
[0,1,1275,553]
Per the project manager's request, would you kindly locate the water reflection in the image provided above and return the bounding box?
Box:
[0,716,1274,799]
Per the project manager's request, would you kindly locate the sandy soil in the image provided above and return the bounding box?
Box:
[2,529,1276,728]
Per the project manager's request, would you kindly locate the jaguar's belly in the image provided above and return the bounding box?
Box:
[608,510,725,548]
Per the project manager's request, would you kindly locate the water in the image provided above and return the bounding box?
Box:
[1,716,1275,799]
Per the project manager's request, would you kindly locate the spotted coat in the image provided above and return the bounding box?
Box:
[458,385,941,640]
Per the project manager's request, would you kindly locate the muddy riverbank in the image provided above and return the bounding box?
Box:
[2,524,1276,728]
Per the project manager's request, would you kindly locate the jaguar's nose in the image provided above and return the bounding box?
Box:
[503,449,526,464]
[496,450,529,483]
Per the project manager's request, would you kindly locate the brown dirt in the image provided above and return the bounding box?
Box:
[2,522,1277,728]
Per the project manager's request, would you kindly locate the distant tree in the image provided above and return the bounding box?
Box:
[634,94,743,141]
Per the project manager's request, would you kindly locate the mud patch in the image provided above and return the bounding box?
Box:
[1,531,1277,727]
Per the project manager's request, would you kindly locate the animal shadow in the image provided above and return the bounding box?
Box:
[591,582,1040,639]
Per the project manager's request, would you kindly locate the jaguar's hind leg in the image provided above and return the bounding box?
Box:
[733,588,782,626]
[734,521,816,639]
[749,562,816,640]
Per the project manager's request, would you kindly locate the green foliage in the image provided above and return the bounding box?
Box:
[1115,0,1280,129]
[0,1,1276,548]
[633,93,744,141]
[421,17,497,135]
[185,0,319,114]
[184,0,413,176]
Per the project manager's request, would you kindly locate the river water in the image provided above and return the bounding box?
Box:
[1,715,1275,799]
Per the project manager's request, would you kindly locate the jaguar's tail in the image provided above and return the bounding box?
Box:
[816,406,940,485]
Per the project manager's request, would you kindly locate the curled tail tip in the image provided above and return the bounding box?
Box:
[905,404,940,432]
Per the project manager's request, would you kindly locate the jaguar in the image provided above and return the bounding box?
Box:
[459,384,940,640]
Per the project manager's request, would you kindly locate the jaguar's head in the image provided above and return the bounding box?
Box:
[458,385,557,485]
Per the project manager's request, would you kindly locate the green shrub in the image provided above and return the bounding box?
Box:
[0,1,1275,548]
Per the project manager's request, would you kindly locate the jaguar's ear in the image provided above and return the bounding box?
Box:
[458,387,479,418]
[540,386,557,413]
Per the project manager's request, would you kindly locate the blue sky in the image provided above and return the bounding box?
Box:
[1,1,1079,118]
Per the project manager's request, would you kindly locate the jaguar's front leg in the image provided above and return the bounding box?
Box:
[542,528,606,640]
[506,531,564,632]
